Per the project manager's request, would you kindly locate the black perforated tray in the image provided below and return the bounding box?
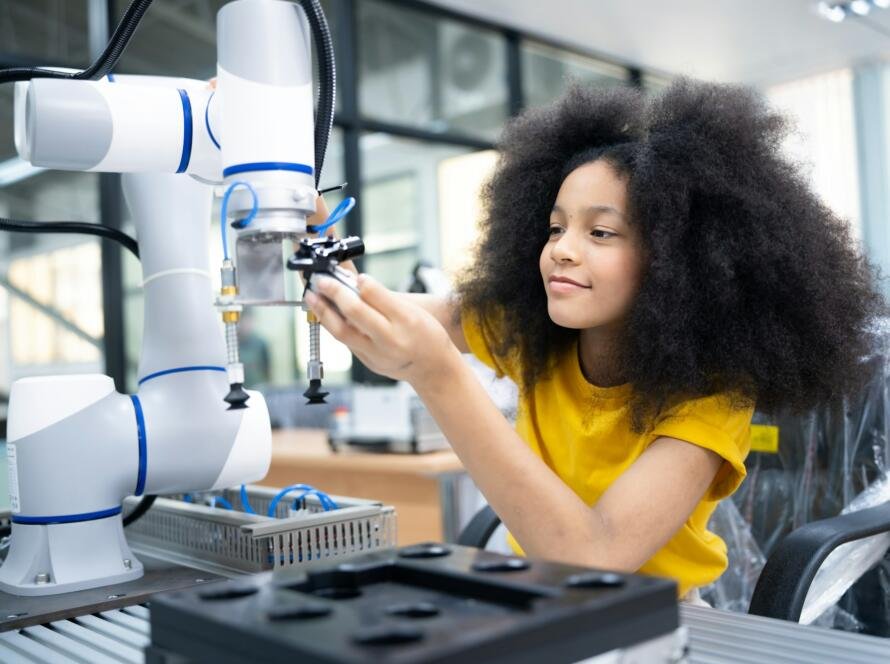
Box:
[148,543,677,664]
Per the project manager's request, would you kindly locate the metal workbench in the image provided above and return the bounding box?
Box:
[2,600,890,662]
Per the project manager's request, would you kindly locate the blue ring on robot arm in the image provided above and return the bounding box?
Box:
[130,395,147,496]
[222,162,313,178]
[12,506,123,525]
[176,88,193,174]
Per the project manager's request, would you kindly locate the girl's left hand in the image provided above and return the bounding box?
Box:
[304,274,458,386]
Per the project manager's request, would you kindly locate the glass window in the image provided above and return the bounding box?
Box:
[521,41,629,110]
[0,170,103,395]
[0,1,100,416]
[114,0,340,89]
[0,86,15,162]
[767,69,860,237]
[0,1,90,66]
[437,149,498,276]
[358,0,508,140]
[8,243,103,365]
[360,132,489,287]
[114,0,227,78]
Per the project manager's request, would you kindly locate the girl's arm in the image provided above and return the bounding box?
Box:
[305,274,722,571]
[413,341,722,571]
[402,294,468,353]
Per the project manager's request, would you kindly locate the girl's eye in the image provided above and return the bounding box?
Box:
[591,229,615,239]
[548,226,563,237]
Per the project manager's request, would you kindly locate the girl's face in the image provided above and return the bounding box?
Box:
[540,160,643,331]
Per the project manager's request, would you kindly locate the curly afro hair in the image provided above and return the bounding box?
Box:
[456,78,886,431]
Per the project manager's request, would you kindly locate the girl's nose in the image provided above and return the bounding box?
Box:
[551,233,580,264]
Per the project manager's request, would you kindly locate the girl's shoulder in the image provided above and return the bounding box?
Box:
[647,391,755,501]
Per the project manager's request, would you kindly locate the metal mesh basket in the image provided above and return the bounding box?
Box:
[124,485,397,574]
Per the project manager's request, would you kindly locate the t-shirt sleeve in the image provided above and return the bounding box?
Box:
[648,394,753,501]
[460,308,518,382]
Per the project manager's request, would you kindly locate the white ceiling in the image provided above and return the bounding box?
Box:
[429,0,890,86]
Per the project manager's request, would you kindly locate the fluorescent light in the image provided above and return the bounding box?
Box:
[850,0,871,15]
[874,0,890,8]
[818,2,847,22]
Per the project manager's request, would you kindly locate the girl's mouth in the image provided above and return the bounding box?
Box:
[548,276,590,293]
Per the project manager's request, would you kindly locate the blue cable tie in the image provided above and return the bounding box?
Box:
[267,484,317,517]
[289,489,320,511]
[287,489,337,513]
[220,181,259,260]
[289,489,313,512]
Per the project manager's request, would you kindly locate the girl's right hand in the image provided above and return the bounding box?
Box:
[308,193,466,352]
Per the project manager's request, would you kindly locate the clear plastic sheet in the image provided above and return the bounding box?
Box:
[701,499,765,613]
[705,328,890,635]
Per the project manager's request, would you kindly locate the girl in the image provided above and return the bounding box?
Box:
[304,79,885,599]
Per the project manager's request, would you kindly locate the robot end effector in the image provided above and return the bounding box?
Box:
[287,235,365,404]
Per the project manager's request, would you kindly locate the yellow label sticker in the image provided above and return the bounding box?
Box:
[750,424,779,454]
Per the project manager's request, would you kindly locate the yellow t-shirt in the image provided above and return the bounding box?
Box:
[463,313,753,597]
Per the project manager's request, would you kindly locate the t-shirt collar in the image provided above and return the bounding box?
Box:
[568,338,634,401]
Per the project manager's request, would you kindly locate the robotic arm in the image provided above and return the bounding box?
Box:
[0,0,358,596]
[14,0,352,405]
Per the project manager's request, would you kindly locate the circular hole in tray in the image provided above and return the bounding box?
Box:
[199,585,259,601]
[312,586,362,600]
[267,603,333,621]
[397,543,452,559]
[386,602,440,619]
[353,624,424,646]
[564,572,625,589]
[471,558,530,573]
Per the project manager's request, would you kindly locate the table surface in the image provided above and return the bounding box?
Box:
[8,600,890,663]
[681,604,890,662]
[267,429,470,545]
[271,428,465,476]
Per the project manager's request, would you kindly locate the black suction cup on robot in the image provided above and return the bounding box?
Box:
[225,383,250,410]
[303,378,329,405]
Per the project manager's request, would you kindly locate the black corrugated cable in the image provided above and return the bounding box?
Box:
[0,0,153,84]
[0,218,140,258]
[299,0,336,188]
